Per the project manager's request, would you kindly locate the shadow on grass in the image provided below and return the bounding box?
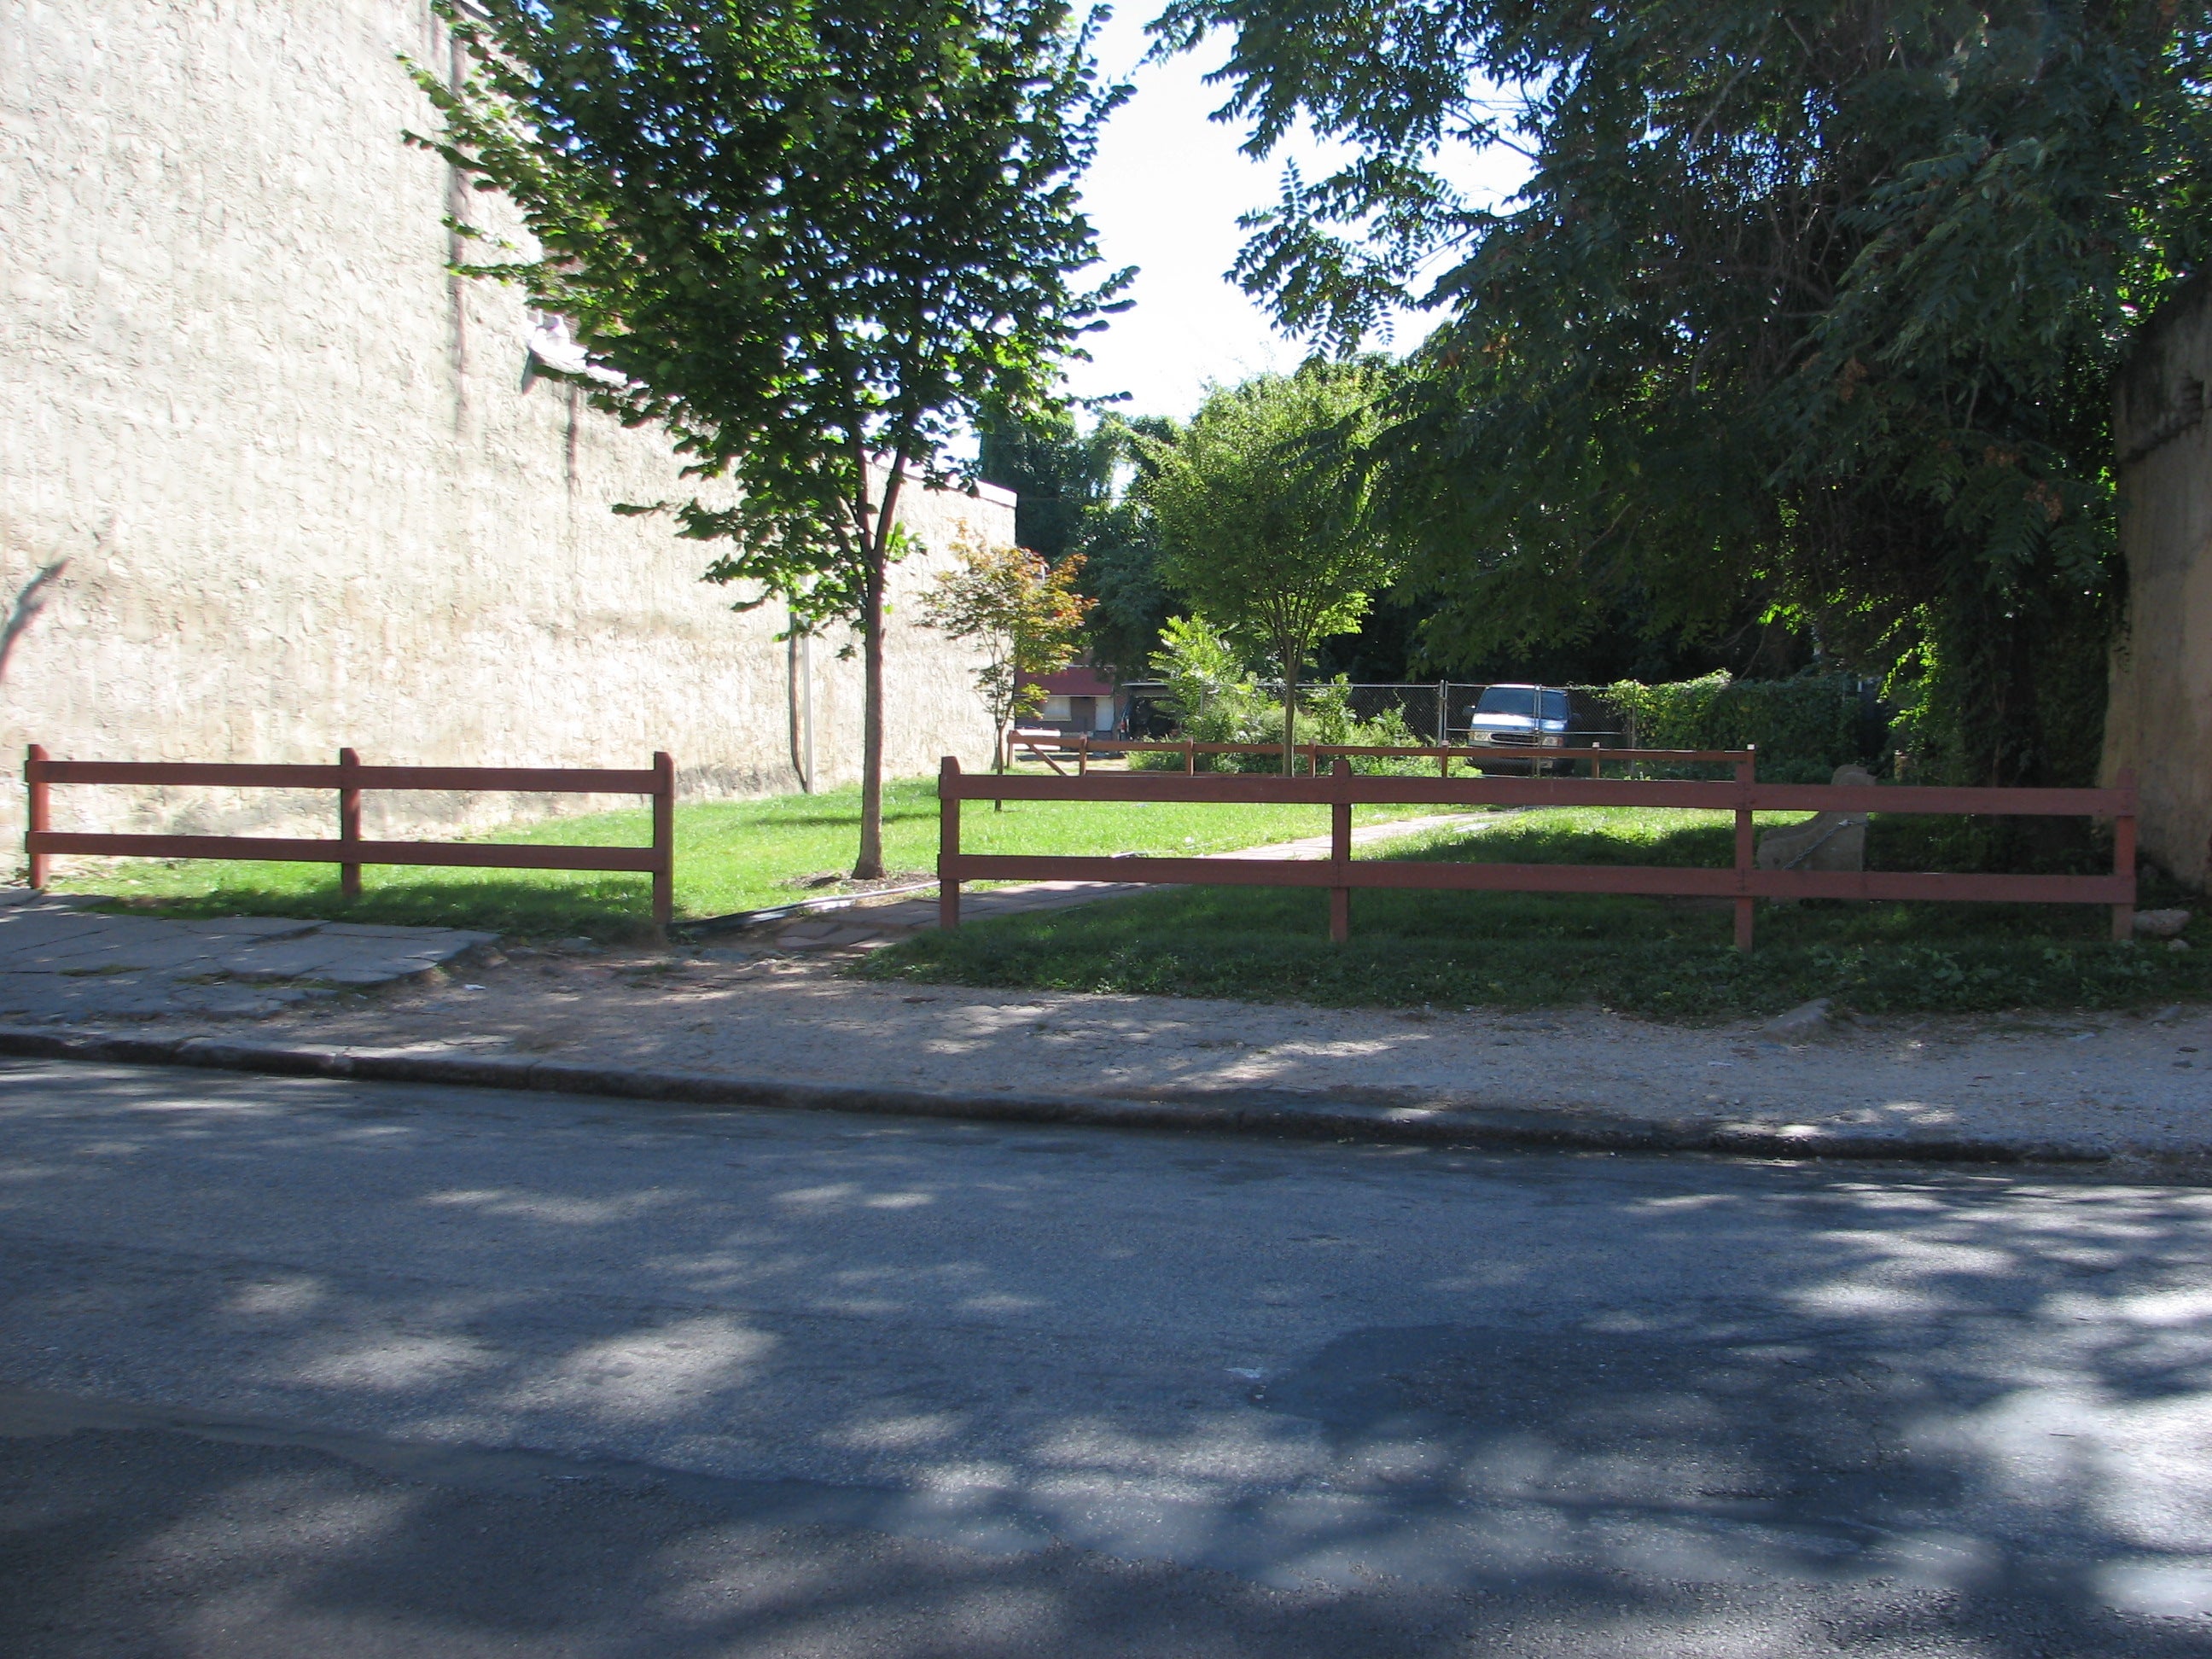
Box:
[861,811,2208,1020]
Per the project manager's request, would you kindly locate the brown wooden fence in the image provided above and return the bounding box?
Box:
[939,755,2137,952]
[24,747,677,926]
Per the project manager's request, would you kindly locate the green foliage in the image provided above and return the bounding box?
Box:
[978,408,1182,675]
[1133,627,1425,771]
[1145,361,1400,769]
[409,0,1127,874]
[1143,614,1269,732]
[975,400,1113,564]
[864,806,2206,1016]
[1151,0,2212,786]
[1599,673,1871,783]
[920,536,1094,765]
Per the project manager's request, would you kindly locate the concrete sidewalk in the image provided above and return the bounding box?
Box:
[0,890,493,1022]
[9,818,2210,1168]
[6,928,2208,1167]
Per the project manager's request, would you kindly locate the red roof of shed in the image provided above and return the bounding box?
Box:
[1031,667,1116,697]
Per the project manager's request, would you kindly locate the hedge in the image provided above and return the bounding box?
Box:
[1586,672,1877,784]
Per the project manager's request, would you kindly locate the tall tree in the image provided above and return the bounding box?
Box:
[1155,0,2211,784]
[413,0,1128,875]
[1144,363,1397,771]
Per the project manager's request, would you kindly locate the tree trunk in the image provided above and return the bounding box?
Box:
[787,624,812,795]
[1281,640,1299,777]
[993,713,1006,812]
[853,558,888,879]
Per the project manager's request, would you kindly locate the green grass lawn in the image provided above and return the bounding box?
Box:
[43,775,1439,940]
[860,806,2210,1019]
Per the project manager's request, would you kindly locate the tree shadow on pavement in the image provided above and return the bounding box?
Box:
[5,1062,2212,1655]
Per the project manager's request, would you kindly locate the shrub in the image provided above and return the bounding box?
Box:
[1595,672,1874,783]
[1131,657,1427,773]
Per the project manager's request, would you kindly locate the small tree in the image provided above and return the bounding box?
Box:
[1144,364,1396,772]
[922,537,1092,801]
[411,0,1127,876]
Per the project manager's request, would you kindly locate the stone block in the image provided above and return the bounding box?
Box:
[1755,765,1874,873]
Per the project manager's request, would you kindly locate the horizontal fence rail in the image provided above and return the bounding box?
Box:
[1008,731,1744,778]
[939,755,2138,951]
[24,747,678,926]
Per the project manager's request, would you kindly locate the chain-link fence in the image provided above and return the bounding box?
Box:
[1120,682,1627,745]
[1117,677,1889,780]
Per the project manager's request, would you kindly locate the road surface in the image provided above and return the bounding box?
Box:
[3,1057,2210,1655]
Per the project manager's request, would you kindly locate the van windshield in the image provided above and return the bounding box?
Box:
[1476,686,1537,717]
[1473,686,1573,722]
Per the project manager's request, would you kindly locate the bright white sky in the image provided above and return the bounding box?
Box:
[1063,9,1529,421]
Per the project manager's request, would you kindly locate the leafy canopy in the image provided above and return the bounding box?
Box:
[1154,0,2212,782]
[411,0,1128,868]
[1144,362,1400,766]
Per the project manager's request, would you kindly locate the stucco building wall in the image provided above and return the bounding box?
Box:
[2104,276,2212,888]
[0,0,1002,853]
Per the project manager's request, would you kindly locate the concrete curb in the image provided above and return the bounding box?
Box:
[0,1024,2133,1167]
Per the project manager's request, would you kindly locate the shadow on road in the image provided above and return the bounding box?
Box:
[3,1061,2212,1654]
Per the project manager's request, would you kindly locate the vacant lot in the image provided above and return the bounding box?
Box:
[865,806,2209,1018]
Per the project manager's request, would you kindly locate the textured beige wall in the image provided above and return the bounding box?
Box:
[2104,276,2212,887]
[0,0,1003,855]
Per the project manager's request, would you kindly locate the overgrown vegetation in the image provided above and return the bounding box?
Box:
[862,806,2204,1017]
[1150,0,2212,788]
[1131,616,1426,771]
[1596,672,1877,783]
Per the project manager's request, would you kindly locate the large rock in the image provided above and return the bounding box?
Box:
[1755,765,1874,873]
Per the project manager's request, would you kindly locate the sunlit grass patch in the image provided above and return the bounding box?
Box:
[43,775,1439,939]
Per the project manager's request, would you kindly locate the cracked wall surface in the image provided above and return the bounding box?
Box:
[0,0,1002,851]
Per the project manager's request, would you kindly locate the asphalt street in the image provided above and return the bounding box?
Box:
[3,1057,2212,1656]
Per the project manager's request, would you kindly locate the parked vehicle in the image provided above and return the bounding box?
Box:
[1464,684,1580,773]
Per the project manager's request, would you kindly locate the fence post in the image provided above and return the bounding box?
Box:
[26,744,49,890]
[337,748,363,900]
[939,756,963,930]
[1329,757,1352,944]
[1437,746,1449,778]
[2113,768,2138,942]
[1435,680,1448,745]
[1182,738,1195,776]
[649,752,676,928]
[1732,748,1757,952]
[1077,732,1088,777]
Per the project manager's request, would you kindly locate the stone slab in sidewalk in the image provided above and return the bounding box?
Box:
[0,890,495,1022]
